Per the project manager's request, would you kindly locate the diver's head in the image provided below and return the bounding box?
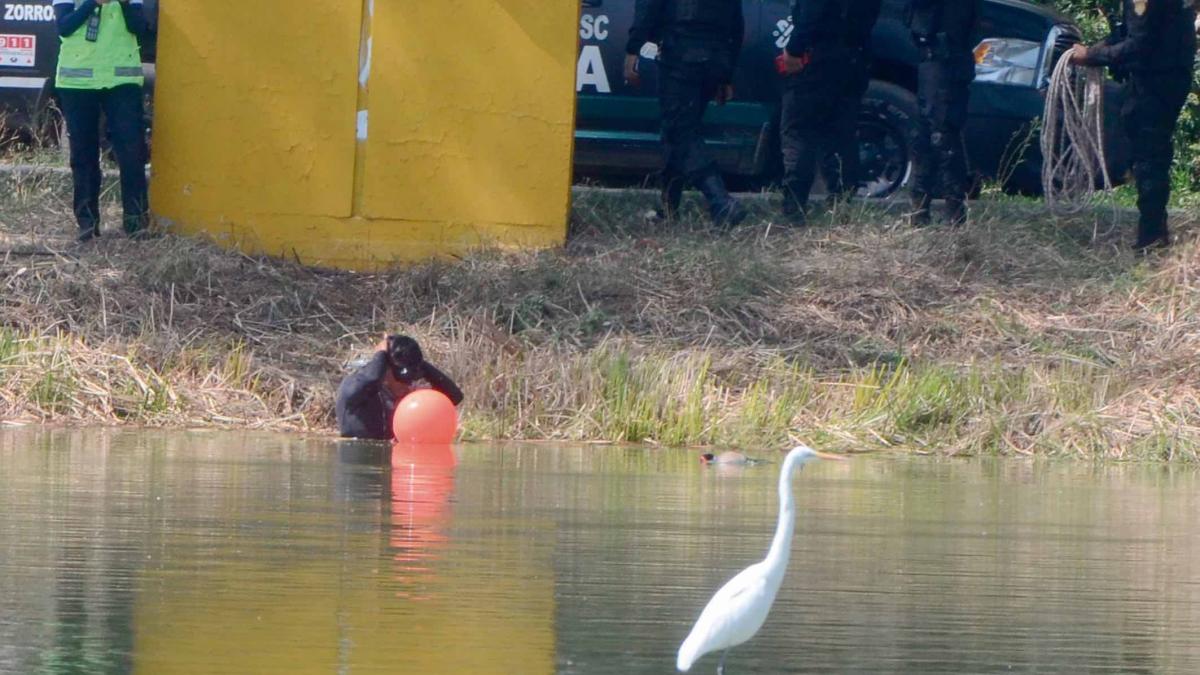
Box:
[386,335,424,384]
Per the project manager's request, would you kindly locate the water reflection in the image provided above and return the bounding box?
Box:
[1,430,556,674]
[4,430,1200,674]
[333,441,459,598]
[388,443,457,597]
[34,541,137,675]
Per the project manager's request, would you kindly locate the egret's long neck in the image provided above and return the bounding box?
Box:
[763,455,798,578]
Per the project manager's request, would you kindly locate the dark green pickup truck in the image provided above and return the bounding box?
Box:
[0,0,1128,195]
[573,0,1131,196]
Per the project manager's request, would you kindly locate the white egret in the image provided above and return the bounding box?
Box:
[677,445,845,673]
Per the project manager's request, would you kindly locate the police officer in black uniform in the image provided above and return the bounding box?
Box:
[906,0,982,226]
[625,0,748,228]
[778,0,882,225]
[1072,0,1197,250]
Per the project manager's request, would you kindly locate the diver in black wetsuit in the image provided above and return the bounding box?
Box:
[335,335,464,440]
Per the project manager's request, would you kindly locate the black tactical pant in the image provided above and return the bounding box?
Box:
[657,55,730,187]
[824,50,872,197]
[910,58,971,202]
[58,84,148,236]
[780,51,863,209]
[1121,69,1192,239]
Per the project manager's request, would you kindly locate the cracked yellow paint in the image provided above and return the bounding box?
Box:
[149,1,577,271]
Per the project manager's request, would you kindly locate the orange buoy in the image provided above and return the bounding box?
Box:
[392,389,458,444]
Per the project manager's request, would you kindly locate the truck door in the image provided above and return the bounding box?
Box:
[574,0,768,180]
[0,0,57,132]
[574,0,663,176]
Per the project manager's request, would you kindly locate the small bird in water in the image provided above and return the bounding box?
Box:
[678,445,845,674]
[699,451,764,466]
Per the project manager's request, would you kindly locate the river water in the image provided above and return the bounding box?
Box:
[2,428,1200,674]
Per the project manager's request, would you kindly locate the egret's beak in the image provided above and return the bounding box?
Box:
[813,451,848,462]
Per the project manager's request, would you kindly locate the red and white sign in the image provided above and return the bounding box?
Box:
[0,34,35,68]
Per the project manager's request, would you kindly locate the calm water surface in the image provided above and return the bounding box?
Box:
[2,428,1200,674]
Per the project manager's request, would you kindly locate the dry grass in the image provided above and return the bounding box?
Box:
[1,174,1198,459]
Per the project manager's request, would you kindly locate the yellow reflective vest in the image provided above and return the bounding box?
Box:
[56,1,143,90]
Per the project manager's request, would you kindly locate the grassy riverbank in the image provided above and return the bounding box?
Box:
[1,173,1197,459]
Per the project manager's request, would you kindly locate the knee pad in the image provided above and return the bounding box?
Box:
[1133,158,1170,180]
[930,132,958,154]
[1133,172,1170,200]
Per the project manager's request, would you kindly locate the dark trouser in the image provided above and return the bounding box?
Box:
[58,84,148,235]
[823,52,871,198]
[1121,70,1191,241]
[780,50,864,211]
[910,58,972,203]
[658,54,729,188]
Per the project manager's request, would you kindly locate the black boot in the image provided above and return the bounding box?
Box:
[780,182,808,227]
[908,193,931,227]
[944,197,967,227]
[655,175,685,222]
[124,205,158,240]
[1133,221,1170,252]
[77,225,100,243]
[698,174,747,229]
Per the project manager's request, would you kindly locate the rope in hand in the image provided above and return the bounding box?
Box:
[1041,55,1112,215]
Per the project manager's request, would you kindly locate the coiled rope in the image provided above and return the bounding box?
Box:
[1041,56,1112,215]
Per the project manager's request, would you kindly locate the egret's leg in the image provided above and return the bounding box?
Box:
[717,650,729,675]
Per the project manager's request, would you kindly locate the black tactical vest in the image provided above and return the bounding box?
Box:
[670,0,741,31]
[1120,0,1197,72]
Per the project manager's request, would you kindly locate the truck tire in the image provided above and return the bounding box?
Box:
[751,81,920,198]
[858,80,918,199]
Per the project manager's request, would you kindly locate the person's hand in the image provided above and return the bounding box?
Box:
[375,336,389,353]
[624,53,641,87]
[1069,44,1089,65]
[714,84,734,105]
[778,50,810,75]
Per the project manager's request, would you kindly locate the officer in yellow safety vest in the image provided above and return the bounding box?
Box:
[53,0,148,242]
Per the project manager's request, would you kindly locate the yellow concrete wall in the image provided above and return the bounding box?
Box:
[149,2,577,271]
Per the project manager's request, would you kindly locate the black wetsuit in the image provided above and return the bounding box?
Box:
[625,0,746,165]
[626,0,746,223]
[906,0,982,221]
[1079,0,1197,247]
[780,0,883,217]
[335,352,464,440]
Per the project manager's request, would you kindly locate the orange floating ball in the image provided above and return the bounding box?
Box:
[392,389,458,445]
